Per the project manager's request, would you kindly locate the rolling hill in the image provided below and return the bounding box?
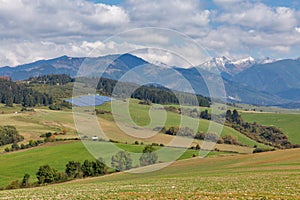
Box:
[241,111,300,145]
[0,148,299,199]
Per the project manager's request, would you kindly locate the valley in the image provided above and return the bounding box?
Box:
[1,1,300,199]
[0,61,299,199]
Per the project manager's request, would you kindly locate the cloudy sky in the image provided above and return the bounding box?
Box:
[1,0,300,67]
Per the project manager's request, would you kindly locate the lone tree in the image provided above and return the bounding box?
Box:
[111,151,132,171]
[139,145,158,166]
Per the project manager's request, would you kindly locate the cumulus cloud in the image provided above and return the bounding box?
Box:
[0,0,129,40]
[216,3,298,32]
[125,0,211,30]
[0,0,131,66]
[1,0,300,67]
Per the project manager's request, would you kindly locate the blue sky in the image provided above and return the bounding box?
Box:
[91,0,300,9]
[0,0,300,66]
[88,0,124,5]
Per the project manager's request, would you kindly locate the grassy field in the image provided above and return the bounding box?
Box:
[0,148,299,199]
[242,112,300,144]
[95,99,268,149]
[0,100,267,153]
[0,141,234,187]
[0,105,77,142]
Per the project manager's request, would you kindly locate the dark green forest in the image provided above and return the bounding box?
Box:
[0,79,53,107]
[96,77,211,107]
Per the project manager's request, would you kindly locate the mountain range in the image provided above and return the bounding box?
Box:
[0,54,299,108]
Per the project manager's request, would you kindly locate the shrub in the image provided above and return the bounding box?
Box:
[222,135,241,146]
[139,99,152,105]
[49,104,61,110]
[65,161,82,179]
[139,145,158,166]
[195,132,205,140]
[81,160,93,177]
[6,180,19,190]
[0,125,24,146]
[111,151,132,171]
[36,165,59,184]
[217,138,224,144]
[92,159,107,176]
[205,132,219,142]
[253,148,275,153]
[20,174,30,188]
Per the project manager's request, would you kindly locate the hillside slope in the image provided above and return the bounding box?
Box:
[241,112,300,144]
[1,148,299,199]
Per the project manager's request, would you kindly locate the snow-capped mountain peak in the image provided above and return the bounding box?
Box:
[201,56,256,75]
[231,56,256,68]
[259,57,278,64]
[212,56,232,67]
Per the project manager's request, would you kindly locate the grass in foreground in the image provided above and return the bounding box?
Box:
[0,148,299,199]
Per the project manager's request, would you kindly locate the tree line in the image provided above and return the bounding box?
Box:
[0,79,53,107]
[225,110,297,149]
[95,77,211,107]
[27,74,74,85]
[3,145,158,190]
[164,106,298,149]
[5,159,107,190]
[156,126,242,146]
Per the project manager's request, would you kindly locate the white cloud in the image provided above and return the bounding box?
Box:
[0,0,129,40]
[270,45,291,53]
[125,0,211,29]
[133,49,193,68]
[216,3,298,32]
[0,0,300,67]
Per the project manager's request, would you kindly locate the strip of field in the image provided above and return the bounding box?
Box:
[0,148,299,199]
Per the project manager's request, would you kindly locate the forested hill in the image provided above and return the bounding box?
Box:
[0,78,53,107]
[0,74,210,108]
[95,77,211,107]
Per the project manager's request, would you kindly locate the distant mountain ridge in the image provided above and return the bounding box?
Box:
[0,54,299,108]
[202,56,280,77]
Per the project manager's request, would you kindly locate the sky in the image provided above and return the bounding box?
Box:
[0,0,300,67]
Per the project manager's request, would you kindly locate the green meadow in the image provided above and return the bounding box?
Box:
[0,141,233,187]
[1,148,299,199]
[242,112,300,144]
